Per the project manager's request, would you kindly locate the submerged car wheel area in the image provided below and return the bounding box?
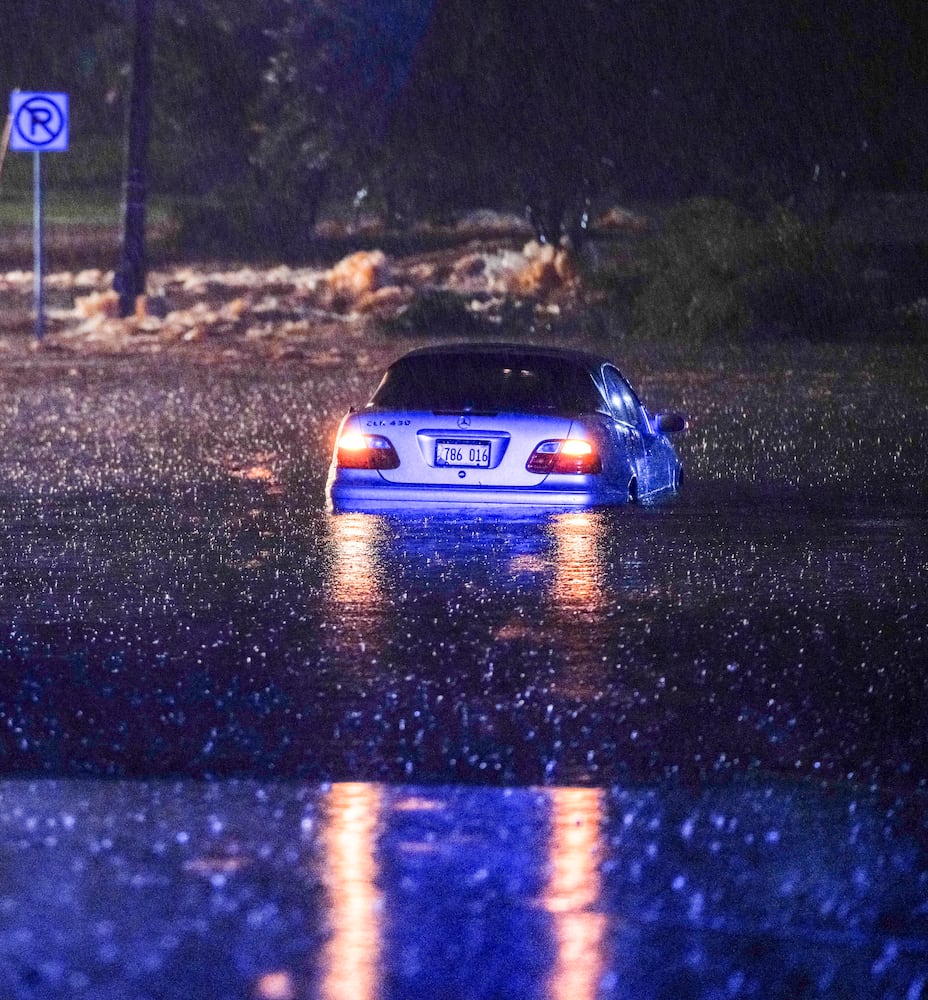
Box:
[326,344,686,511]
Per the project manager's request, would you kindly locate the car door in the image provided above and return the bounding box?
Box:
[601,365,647,496]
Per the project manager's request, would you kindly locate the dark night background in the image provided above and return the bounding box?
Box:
[2,0,927,242]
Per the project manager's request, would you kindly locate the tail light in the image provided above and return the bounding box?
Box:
[526,438,601,475]
[336,432,400,470]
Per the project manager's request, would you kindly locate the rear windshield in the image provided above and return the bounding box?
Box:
[369,353,603,414]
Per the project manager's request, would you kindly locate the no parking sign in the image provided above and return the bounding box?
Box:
[5,90,70,340]
[10,91,69,152]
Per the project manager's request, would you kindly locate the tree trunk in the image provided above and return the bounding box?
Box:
[116,0,155,318]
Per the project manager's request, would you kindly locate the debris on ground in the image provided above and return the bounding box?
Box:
[0,234,591,359]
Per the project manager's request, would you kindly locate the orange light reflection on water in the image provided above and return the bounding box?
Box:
[549,512,606,616]
[545,787,607,1000]
[320,783,383,1000]
[327,514,386,609]
[316,784,608,1000]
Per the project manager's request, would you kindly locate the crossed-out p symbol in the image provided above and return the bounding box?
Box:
[10,92,69,152]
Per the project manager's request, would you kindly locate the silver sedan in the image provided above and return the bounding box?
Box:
[326,344,686,511]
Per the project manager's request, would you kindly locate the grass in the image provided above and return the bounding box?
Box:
[0,188,177,227]
[0,190,119,226]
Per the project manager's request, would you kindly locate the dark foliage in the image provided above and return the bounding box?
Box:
[387,0,928,221]
[150,1,282,195]
[5,2,928,202]
[0,1,130,189]
[381,288,488,336]
[2,1,927,273]
[626,198,839,341]
[247,0,433,253]
[622,196,928,342]
[385,0,616,244]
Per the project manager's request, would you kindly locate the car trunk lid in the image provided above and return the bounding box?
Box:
[369,410,575,487]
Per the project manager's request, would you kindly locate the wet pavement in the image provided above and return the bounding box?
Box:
[0,342,927,997]
[1,778,926,999]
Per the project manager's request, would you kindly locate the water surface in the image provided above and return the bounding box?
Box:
[0,344,926,998]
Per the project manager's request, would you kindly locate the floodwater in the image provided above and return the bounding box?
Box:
[0,342,926,997]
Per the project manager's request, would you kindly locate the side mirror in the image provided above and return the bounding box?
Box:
[654,412,686,434]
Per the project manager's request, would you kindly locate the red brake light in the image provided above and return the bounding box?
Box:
[526,438,601,475]
[337,432,400,469]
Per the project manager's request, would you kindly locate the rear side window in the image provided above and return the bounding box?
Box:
[602,366,641,427]
[370,353,603,414]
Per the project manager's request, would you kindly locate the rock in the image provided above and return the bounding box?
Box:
[355,285,414,317]
[327,250,390,299]
[595,205,650,233]
[450,253,487,282]
[75,290,120,319]
[511,242,578,296]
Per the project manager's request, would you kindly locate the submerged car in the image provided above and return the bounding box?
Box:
[326,344,686,510]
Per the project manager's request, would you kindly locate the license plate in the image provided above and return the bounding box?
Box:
[435,439,491,468]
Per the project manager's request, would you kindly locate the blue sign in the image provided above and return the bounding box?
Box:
[10,92,69,152]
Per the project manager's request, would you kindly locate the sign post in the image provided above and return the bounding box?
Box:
[33,150,45,340]
[9,91,69,341]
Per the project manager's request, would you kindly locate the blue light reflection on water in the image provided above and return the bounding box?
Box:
[0,351,927,996]
[0,777,925,999]
[1,477,926,789]
[318,490,928,789]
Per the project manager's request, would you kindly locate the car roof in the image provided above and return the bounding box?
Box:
[393,342,612,371]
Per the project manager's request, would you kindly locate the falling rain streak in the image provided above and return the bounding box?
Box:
[0,349,925,789]
[0,778,925,997]
[0,344,926,996]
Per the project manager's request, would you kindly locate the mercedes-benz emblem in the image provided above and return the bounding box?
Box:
[457,415,471,428]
